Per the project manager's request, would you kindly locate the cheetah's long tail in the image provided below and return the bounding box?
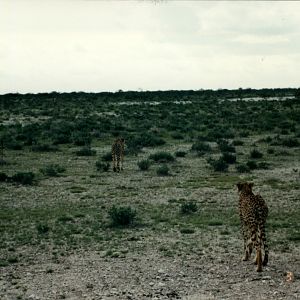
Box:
[259,223,269,266]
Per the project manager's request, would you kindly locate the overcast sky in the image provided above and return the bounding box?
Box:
[1,0,300,94]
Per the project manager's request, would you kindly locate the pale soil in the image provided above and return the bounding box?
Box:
[1,143,300,300]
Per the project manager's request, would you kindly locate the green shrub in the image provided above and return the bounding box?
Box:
[281,138,299,148]
[175,151,187,157]
[257,161,270,169]
[75,146,96,156]
[71,131,92,146]
[221,152,236,164]
[36,223,50,234]
[180,228,195,234]
[180,201,198,214]
[95,161,110,172]
[7,140,23,150]
[218,140,236,153]
[137,159,151,171]
[129,133,165,147]
[246,160,258,170]
[208,157,228,172]
[32,144,58,152]
[171,132,184,140]
[101,152,112,161]
[236,164,251,173]
[108,205,137,227]
[157,164,170,176]
[0,172,8,182]
[11,172,35,185]
[191,141,211,153]
[267,148,275,154]
[0,159,8,166]
[40,164,66,177]
[250,149,263,159]
[232,140,244,146]
[149,152,175,163]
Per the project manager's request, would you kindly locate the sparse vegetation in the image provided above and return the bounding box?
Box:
[149,151,175,163]
[180,201,198,214]
[108,205,137,227]
[95,161,110,172]
[11,172,35,185]
[137,159,151,171]
[40,164,66,177]
[250,149,263,159]
[0,89,299,299]
[156,164,170,176]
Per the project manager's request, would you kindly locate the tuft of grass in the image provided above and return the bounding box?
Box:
[149,151,175,163]
[108,205,137,227]
[221,152,236,164]
[101,152,112,162]
[175,151,187,157]
[37,223,50,234]
[95,161,110,172]
[0,172,9,182]
[250,149,263,159]
[137,159,151,171]
[236,164,250,173]
[40,164,66,177]
[75,146,96,156]
[157,164,170,176]
[7,256,18,264]
[207,157,228,172]
[11,172,35,185]
[180,201,198,214]
[180,228,195,234]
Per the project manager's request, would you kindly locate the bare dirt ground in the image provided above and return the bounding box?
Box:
[1,141,300,300]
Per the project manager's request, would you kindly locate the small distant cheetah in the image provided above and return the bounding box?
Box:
[112,138,125,172]
[237,182,269,272]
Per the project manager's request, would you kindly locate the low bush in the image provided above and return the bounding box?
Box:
[95,161,110,172]
[101,152,112,161]
[180,201,198,214]
[157,164,170,176]
[250,149,263,159]
[171,132,184,140]
[246,160,258,170]
[236,164,251,173]
[40,164,66,176]
[221,152,236,164]
[281,138,299,148]
[218,140,236,153]
[32,144,58,152]
[137,159,151,171]
[36,223,50,234]
[11,172,35,185]
[0,172,9,182]
[75,146,96,156]
[191,141,211,153]
[232,140,244,146]
[108,205,137,227]
[208,157,228,172]
[149,152,175,163]
[175,151,187,157]
[130,133,166,148]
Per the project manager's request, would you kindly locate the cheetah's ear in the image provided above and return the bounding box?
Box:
[237,182,243,191]
[249,182,254,189]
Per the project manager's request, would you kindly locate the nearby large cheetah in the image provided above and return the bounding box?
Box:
[237,182,269,272]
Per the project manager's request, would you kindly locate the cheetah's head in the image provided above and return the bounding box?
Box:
[237,182,254,194]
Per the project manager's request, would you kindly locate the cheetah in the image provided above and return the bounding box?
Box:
[237,182,269,272]
[112,138,125,172]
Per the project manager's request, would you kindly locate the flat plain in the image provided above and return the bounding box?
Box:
[0,89,299,299]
